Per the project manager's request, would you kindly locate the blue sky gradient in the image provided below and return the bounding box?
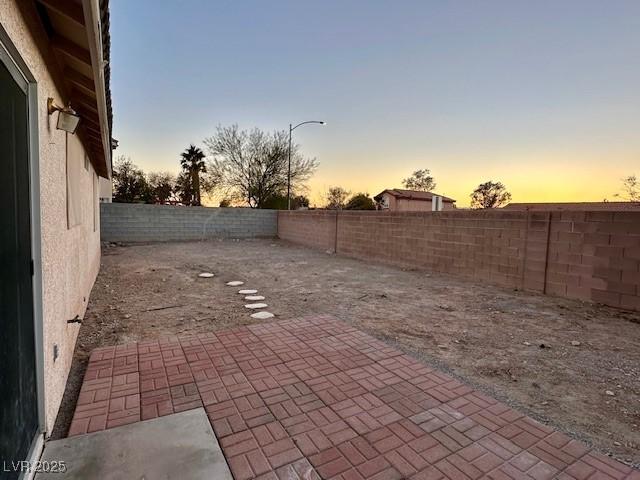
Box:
[110,1,640,206]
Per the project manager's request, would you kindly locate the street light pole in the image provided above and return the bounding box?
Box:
[287,120,326,210]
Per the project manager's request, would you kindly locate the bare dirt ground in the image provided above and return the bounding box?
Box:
[52,239,640,467]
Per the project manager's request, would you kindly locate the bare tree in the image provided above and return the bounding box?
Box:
[620,175,639,201]
[325,186,350,210]
[402,169,436,192]
[470,181,512,209]
[204,125,318,208]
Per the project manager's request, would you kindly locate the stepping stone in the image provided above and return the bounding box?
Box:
[238,289,258,294]
[226,281,244,286]
[245,295,265,301]
[251,311,274,320]
[244,303,268,309]
[198,273,214,278]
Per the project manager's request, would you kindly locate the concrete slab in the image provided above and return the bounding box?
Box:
[238,289,258,294]
[35,408,232,480]
[226,280,244,286]
[245,295,265,301]
[250,311,274,319]
[198,272,214,278]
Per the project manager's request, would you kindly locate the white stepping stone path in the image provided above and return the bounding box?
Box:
[251,311,274,320]
[244,303,268,309]
[226,281,244,286]
[245,295,265,301]
[238,289,258,295]
[198,273,214,278]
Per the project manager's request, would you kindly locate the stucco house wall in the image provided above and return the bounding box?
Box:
[396,197,434,212]
[380,192,456,212]
[379,193,397,210]
[1,0,102,435]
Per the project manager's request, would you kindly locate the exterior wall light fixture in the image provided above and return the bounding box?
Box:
[47,98,80,134]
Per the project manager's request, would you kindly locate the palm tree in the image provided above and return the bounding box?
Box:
[180,144,206,205]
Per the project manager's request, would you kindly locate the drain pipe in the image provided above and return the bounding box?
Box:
[67,315,82,324]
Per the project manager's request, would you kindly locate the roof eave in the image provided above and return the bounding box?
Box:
[81,0,111,178]
[376,189,456,203]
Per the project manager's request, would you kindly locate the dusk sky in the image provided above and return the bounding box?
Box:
[111,1,640,207]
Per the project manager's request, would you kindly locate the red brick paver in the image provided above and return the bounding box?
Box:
[69,316,637,479]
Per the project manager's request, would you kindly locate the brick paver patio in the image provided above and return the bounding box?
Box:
[69,316,638,480]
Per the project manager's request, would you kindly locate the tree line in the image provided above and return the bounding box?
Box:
[322,169,639,210]
[112,129,639,208]
[112,124,317,208]
[323,170,513,210]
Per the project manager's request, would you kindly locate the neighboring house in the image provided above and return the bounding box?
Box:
[374,189,456,211]
[1,0,112,474]
[99,176,112,202]
[504,202,640,211]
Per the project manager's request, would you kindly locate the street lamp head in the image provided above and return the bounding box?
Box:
[291,120,327,131]
[287,119,326,210]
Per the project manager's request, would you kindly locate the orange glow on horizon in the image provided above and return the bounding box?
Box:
[303,153,638,208]
[147,151,638,209]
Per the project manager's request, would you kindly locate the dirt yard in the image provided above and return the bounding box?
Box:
[52,239,640,467]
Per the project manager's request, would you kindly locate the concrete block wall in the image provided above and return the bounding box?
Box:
[278,210,640,311]
[544,211,640,311]
[276,210,338,252]
[101,203,277,242]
